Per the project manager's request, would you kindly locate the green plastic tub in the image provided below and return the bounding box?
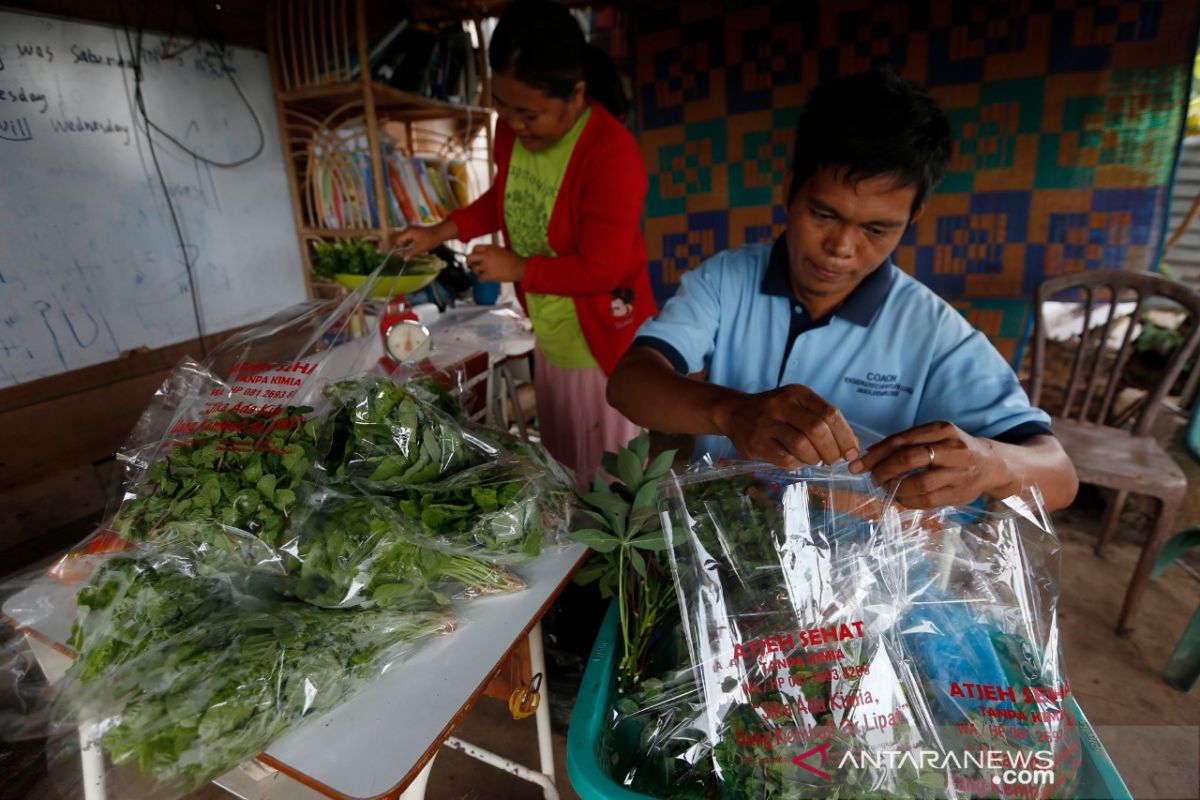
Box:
[568,602,1132,800]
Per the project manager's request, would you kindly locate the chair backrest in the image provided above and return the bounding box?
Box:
[1029,269,1200,436]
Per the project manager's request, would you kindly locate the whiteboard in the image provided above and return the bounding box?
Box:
[0,9,305,388]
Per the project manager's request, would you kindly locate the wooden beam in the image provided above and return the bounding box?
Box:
[0,331,236,415]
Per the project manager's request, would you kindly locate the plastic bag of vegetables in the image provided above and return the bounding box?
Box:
[0,261,577,799]
[604,463,1081,799]
[46,549,453,796]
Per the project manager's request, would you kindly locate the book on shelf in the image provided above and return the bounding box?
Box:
[310,123,472,230]
[376,24,439,93]
[447,160,470,208]
[356,19,409,79]
[385,157,418,224]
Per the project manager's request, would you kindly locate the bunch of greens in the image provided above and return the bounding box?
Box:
[311,237,442,279]
[393,458,570,561]
[56,371,574,792]
[319,377,478,491]
[115,407,319,556]
[569,433,677,691]
[285,494,524,609]
[59,567,450,790]
[596,469,1081,799]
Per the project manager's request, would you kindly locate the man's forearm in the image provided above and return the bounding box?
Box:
[607,347,738,436]
[983,435,1079,511]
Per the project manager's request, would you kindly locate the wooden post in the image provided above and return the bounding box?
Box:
[267,1,316,298]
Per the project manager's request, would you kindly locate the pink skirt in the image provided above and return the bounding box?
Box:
[533,347,641,487]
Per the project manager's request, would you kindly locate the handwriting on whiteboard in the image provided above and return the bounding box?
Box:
[0,9,304,387]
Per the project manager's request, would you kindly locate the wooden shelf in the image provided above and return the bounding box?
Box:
[279,81,490,121]
[300,227,387,239]
[270,0,493,299]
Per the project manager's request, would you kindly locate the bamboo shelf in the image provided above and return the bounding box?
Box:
[268,0,494,298]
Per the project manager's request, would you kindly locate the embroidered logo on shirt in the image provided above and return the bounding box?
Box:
[843,372,913,397]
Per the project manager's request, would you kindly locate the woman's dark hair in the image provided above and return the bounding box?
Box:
[488,0,629,121]
[788,68,952,217]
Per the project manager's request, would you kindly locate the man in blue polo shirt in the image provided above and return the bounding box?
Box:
[607,69,1078,511]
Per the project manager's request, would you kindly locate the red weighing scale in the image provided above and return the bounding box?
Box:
[378,296,433,372]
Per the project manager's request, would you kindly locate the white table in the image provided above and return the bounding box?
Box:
[259,541,587,799]
[4,542,589,800]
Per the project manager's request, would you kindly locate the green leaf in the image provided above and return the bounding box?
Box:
[572,559,610,586]
[274,488,296,514]
[917,771,945,789]
[616,448,644,489]
[582,491,630,517]
[201,477,222,507]
[579,508,610,528]
[629,531,669,551]
[628,547,646,578]
[569,528,621,553]
[256,474,277,501]
[643,449,676,482]
[600,451,619,480]
[631,479,659,512]
[629,432,650,463]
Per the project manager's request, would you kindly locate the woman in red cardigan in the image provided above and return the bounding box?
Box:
[396,0,656,483]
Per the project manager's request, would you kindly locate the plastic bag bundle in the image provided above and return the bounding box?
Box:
[57,549,453,793]
[1,267,575,797]
[282,489,527,609]
[607,463,1080,799]
[318,374,484,490]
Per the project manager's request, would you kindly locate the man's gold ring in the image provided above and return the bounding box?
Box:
[927,445,936,468]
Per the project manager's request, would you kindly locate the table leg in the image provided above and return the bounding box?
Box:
[442,737,560,800]
[80,719,107,800]
[500,361,530,442]
[433,623,559,800]
[396,754,436,800]
[528,621,554,782]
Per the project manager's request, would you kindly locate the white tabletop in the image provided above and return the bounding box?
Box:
[262,541,586,798]
[3,541,588,799]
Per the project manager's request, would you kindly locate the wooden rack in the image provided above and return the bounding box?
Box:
[267,0,494,296]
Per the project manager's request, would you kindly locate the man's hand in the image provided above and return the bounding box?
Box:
[848,420,1013,508]
[467,244,527,283]
[711,385,860,470]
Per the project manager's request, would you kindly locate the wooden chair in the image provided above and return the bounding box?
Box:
[1029,269,1200,635]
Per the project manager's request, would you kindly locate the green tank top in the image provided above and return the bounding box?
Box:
[505,107,596,369]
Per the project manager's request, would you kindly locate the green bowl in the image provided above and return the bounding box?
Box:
[333,269,440,298]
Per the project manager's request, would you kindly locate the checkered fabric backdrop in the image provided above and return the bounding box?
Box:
[629,0,1200,362]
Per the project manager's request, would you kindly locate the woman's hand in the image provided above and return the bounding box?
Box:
[848,421,1011,508]
[467,244,527,283]
[392,219,457,255]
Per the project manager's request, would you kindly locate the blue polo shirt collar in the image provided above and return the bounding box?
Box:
[760,236,894,327]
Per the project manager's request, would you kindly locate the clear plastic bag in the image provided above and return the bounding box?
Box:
[51,548,454,795]
[281,487,526,609]
[316,373,491,491]
[607,463,1080,799]
[0,263,574,797]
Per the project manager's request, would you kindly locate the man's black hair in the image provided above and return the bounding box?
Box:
[489,0,629,120]
[788,68,952,217]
